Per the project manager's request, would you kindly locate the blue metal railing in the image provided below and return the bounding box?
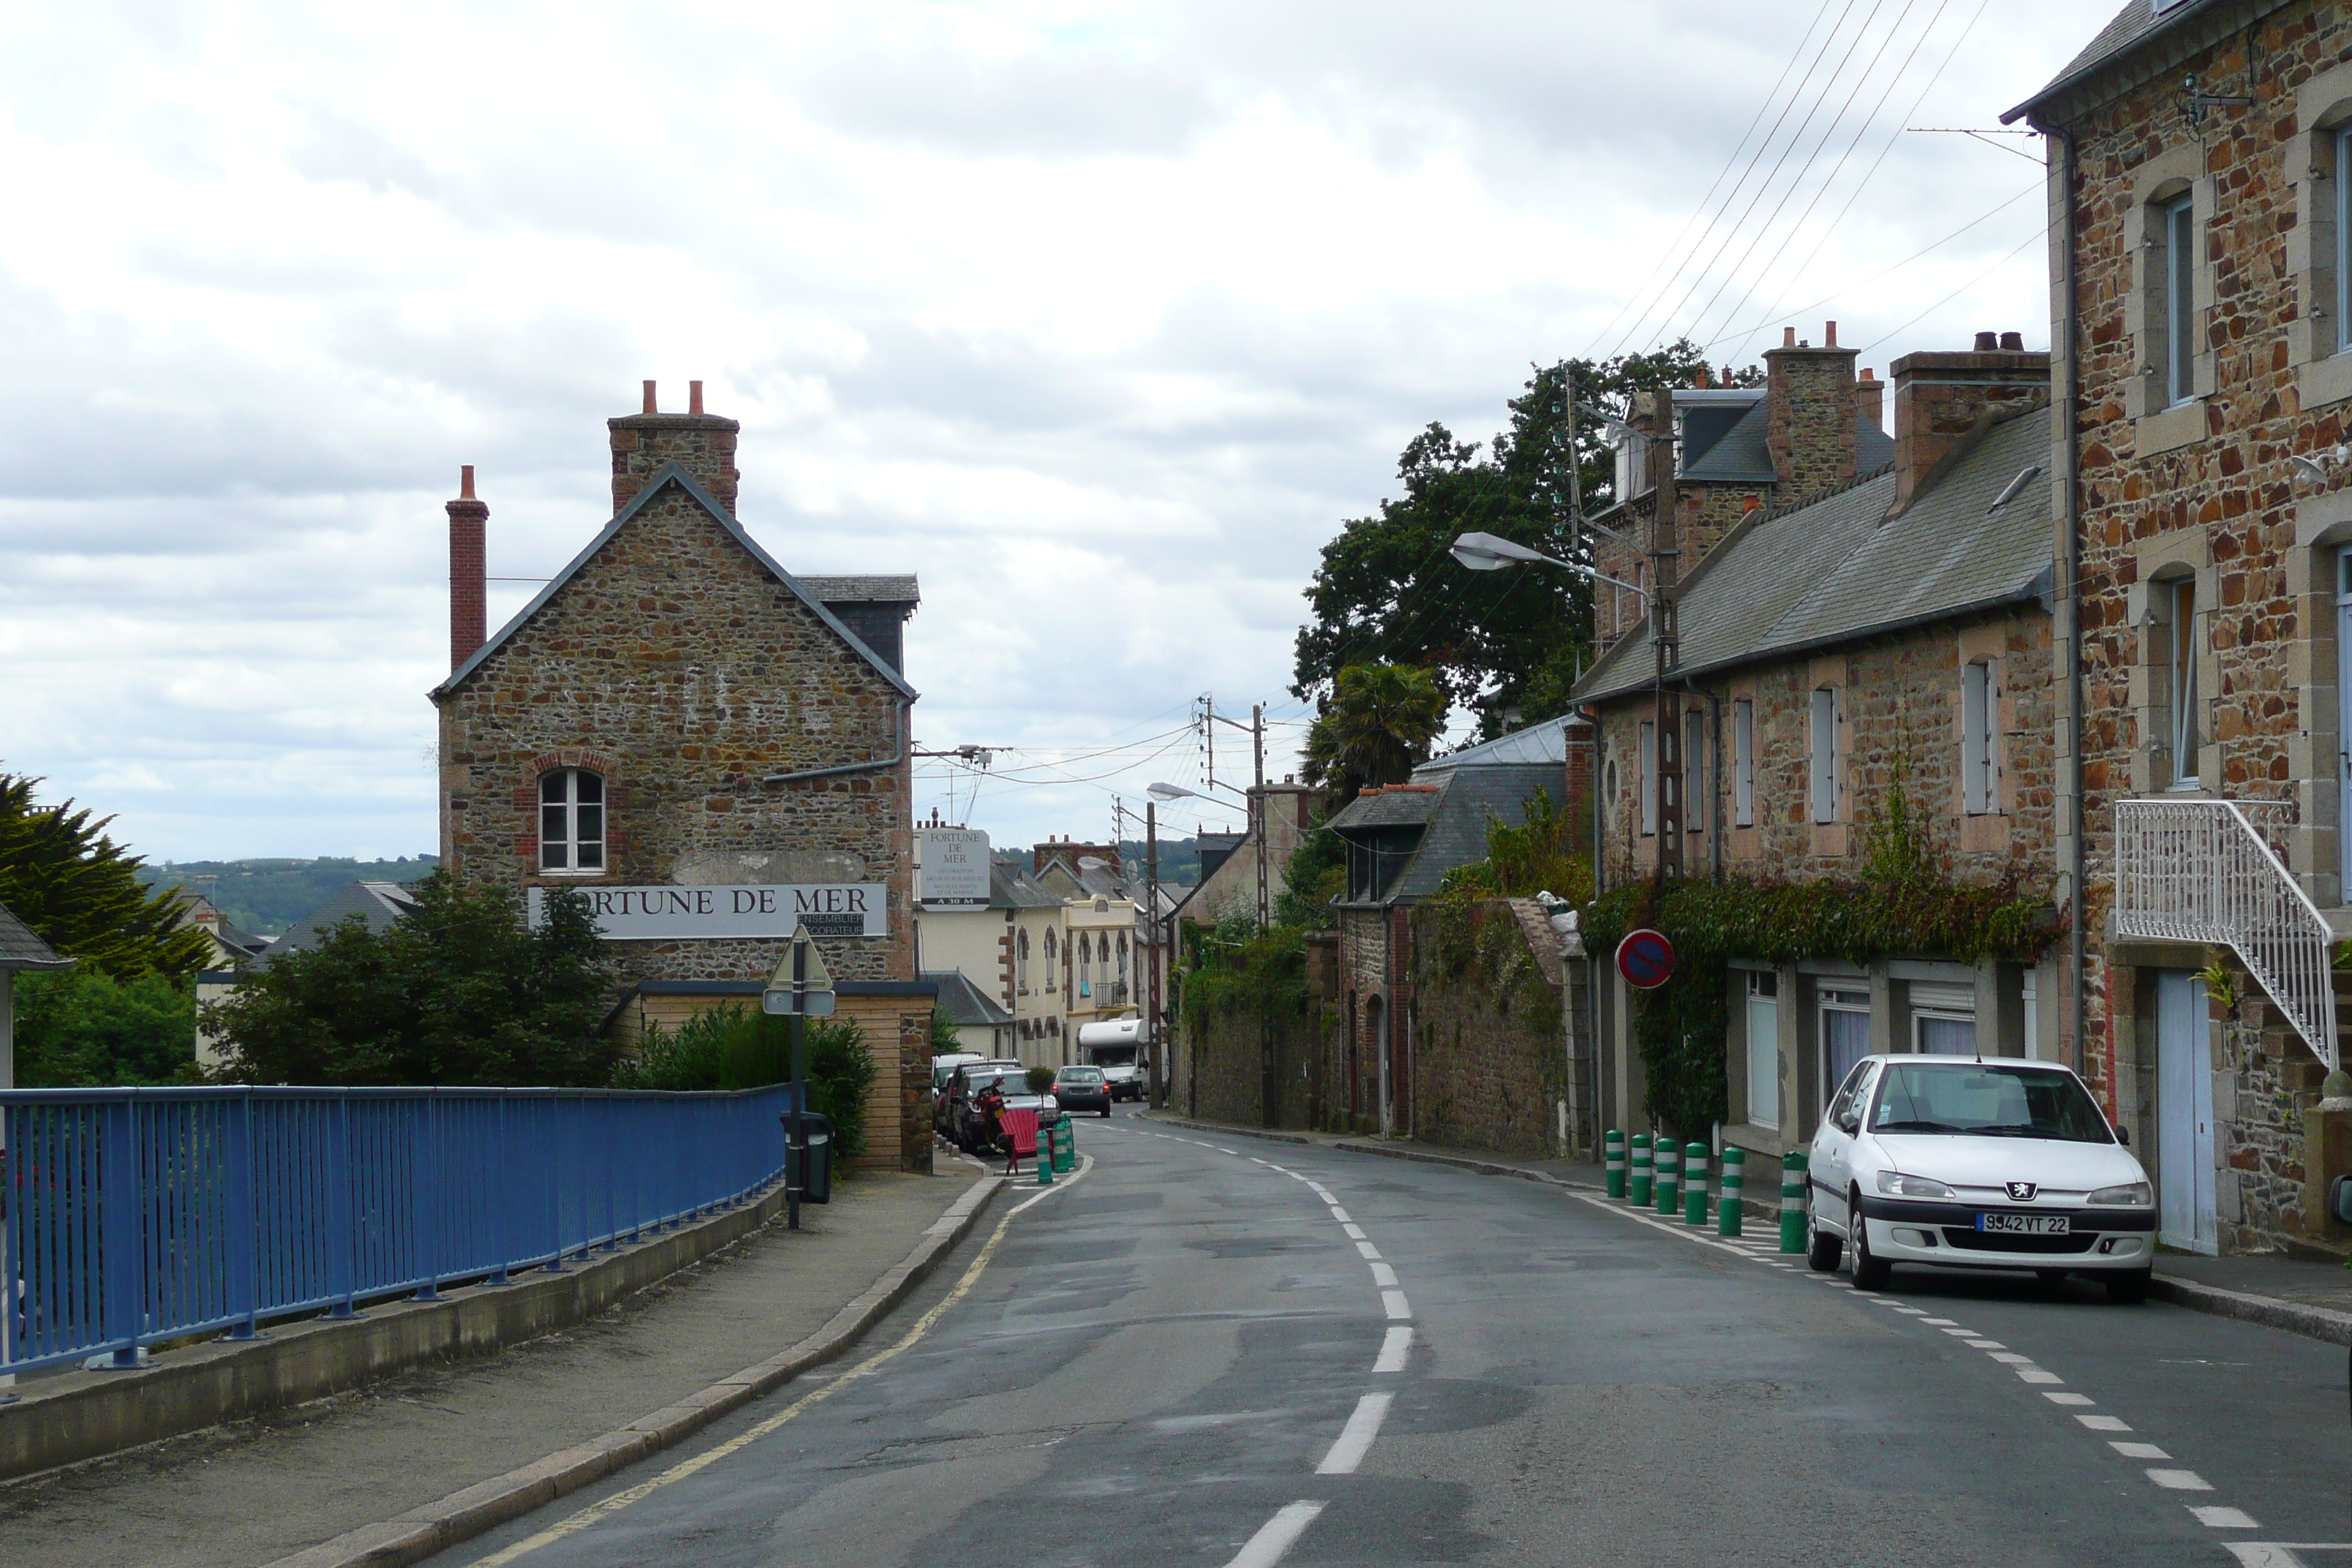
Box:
[0,1085,790,1374]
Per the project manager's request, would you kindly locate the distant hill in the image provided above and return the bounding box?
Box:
[136,856,440,939]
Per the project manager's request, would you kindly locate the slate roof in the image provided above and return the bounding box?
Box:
[1324,764,1562,905]
[800,576,920,604]
[1677,396,1893,484]
[923,970,1014,1028]
[2003,0,2255,124]
[989,864,1063,911]
[269,881,420,957]
[1574,404,2054,705]
[430,464,918,704]
[1419,716,1587,775]
[0,900,69,970]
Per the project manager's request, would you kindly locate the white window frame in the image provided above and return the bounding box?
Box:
[1910,982,1976,1055]
[2166,576,2200,787]
[538,768,606,874]
[1961,660,1996,816]
[1733,699,1754,827]
[1744,970,1779,1128]
[1684,709,1707,837]
[2166,192,2197,407]
[1638,721,1657,837]
[1809,688,1839,824]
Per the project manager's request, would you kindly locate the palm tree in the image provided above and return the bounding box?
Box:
[1303,663,1448,801]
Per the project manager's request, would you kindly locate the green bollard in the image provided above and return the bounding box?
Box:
[1605,1129,1627,1200]
[1053,1116,1075,1173]
[1719,1147,1745,1237]
[1684,1142,1708,1226]
[1655,1138,1680,1215]
[1035,1128,1054,1185]
[1630,1133,1654,1207]
[1780,1149,1807,1253]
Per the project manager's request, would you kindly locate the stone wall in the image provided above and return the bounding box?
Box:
[1408,899,1570,1158]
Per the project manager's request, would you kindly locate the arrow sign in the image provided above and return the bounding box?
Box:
[1616,929,1676,991]
[763,924,838,1017]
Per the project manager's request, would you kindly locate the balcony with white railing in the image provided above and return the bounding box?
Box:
[2112,798,2337,1070]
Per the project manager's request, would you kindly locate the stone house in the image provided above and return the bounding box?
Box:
[429,382,935,1171]
[1572,339,2063,1171]
[2006,0,2352,1253]
[1166,783,1319,932]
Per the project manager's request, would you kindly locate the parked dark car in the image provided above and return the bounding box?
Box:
[1054,1065,1112,1117]
[946,1065,1057,1153]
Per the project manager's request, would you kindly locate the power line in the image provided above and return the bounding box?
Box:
[1856,222,2049,354]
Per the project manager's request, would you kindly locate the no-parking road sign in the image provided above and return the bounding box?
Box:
[1616,929,1676,990]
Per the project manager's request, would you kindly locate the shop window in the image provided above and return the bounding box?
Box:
[1820,987,1869,1109]
[1733,699,1754,827]
[1961,660,1997,815]
[1744,970,1778,1128]
[538,769,605,872]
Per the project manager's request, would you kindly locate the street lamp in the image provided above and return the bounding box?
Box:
[1146,781,1243,807]
[1450,532,1650,603]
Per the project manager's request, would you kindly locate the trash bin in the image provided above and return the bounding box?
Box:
[781,1111,834,1205]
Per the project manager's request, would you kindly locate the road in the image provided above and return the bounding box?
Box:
[431,1111,2351,1568]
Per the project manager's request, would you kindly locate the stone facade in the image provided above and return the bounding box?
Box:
[432,389,930,1169]
[1765,332,1860,500]
[1408,900,1570,1158]
[2017,1,2352,1251]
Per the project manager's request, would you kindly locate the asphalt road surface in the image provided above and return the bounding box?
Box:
[432,1111,2351,1568]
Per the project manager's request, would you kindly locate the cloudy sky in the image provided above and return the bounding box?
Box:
[0,0,2097,864]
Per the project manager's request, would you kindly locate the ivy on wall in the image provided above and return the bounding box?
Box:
[1580,767,2054,1138]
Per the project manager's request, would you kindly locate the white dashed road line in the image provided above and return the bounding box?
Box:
[1373,1327,1413,1373]
[1224,1501,1328,1568]
[1314,1392,1394,1475]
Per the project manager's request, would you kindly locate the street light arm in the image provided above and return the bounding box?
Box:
[1451,532,1650,603]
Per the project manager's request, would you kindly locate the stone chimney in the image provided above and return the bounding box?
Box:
[1764,321,1860,502]
[1889,332,2051,508]
[447,464,487,672]
[1856,366,1885,442]
[608,379,741,516]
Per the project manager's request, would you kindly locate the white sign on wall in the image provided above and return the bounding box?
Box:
[527,884,888,940]
[919,827,991,908]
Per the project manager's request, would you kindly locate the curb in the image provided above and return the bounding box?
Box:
[262,1172,1006,1568]
[1146,1114,2352,1350]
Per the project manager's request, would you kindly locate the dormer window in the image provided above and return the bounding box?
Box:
[538,769,605,872]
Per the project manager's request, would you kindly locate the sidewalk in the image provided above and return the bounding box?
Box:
[1145,1109,2352,1346]
[0,1168,993,1568]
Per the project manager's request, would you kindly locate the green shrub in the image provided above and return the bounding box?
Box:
[11,969,198,1087]
[610,1003,878,1169]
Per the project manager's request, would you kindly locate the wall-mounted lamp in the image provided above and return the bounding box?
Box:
[2291,444,2352,486]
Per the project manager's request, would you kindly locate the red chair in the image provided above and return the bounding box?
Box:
[998,1107,1040,1170]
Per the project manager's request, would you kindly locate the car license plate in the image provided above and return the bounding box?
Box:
[1975,1213,2070,1236]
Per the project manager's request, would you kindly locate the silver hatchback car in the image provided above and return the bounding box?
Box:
[1806,1055,2157,1302]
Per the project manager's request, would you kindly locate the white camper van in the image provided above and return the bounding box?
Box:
[1077,1017,1145,1101]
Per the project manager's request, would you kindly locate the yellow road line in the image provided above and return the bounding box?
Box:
[473,1156,1091,1567]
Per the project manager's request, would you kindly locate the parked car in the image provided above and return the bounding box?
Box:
[1804,1055,2157,1302]
[931,1053,988,1134]
[938,1058,1022,1137]
[946,1065,1058,1153]
[1054,1065,1112,1117]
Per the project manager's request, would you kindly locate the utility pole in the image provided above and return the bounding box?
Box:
[1651,412,1683,878]
[1251,703,1268,932]
[1146,802,1162,1107]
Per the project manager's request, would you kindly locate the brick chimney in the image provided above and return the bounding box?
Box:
[447,465,487,672]
[1764,320,1860,502]
[1889,331,2051,508]
[1856,366,1885,441]
[608,379,741,516]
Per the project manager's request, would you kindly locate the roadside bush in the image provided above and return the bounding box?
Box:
[610,1003,878,1169]
[11,969,198,1086]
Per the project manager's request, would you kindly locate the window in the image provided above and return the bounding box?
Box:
[1614,432,1647,500]
[1821,987,1869,1109]
[2339,127,2352,354]
[1961,660,1996,815]
[1078,934,1092,993]
[1809,689,1839,824]
[2165,192,2196,405]
[2164,577,2200,785]
[1638,723,1657,837]
[1827,1060,1874,1135]
[1911,982,1976,1055]
[1045,928,1058,989]
[538,769,605,872]
[1018,929,1031,992]
[1118,935,1129,981]
[1733,699,1754,827]
[1744,970,1778,1128]
[1684,709,1707,837]
[2021,969,2038,1060]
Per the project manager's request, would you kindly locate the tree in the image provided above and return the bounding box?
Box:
[1292,340,1745,737]
[11,969,199,1087]
[0,773,211,980]
[611,1003,879,1167]
[202,873,619,1085]
[1300,663,1447,802]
